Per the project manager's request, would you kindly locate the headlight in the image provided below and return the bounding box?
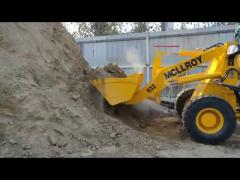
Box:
[227,45,239,55]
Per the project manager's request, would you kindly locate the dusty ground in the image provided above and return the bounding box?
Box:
[108,100,240,158]
[0,22,240,158]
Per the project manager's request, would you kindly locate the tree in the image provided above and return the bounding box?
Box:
[62,22,92,38]
[90,22,122,36]
[161,22,167,31]
[63,22,237,38]
[132,22,149,33]
[77,22,92,37]
[181,22,187,30]
[131,22,166,33]
[62,22,123,38]
[149,22,166,31]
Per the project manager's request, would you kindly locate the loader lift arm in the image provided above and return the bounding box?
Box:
[125,42,232,105]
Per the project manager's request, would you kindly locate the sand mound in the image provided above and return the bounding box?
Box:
[0,23,99,156]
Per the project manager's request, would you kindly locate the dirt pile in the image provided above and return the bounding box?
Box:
[91,63,127,79]
[0,23,97,157]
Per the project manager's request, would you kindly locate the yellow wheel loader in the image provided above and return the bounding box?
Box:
[91,41,240,144]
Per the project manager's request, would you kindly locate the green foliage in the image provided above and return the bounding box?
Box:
[62,22,123,38]
[131,22,164,33]
[131,22,149,33]
[90,22,122,36]
[62,22,237,38]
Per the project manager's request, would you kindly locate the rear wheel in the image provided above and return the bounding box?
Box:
[175,89,194,118]
[182,96,237,144]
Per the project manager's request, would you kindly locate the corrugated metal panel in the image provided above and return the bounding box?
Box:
[105,39,146,66]
[219,32,234,43]
[81,43,94,66]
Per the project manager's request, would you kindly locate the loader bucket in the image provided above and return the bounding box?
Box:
[91,73,144,105]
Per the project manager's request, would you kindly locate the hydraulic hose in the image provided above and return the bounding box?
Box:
[205,43,224,50]
[218,68,240,82]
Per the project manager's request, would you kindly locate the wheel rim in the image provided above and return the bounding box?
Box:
[196,108,224,134]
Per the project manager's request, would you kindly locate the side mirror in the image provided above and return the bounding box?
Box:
[227,45,239,56]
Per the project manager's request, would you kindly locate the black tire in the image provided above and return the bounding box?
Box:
[182,96,237,144]
[175,89,194,118]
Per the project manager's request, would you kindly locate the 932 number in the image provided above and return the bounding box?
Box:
[147,84,156,93]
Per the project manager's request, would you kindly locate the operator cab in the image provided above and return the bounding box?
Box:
[227,44,240,63]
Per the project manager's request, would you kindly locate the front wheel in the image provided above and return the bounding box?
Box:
[182,96,237,144]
